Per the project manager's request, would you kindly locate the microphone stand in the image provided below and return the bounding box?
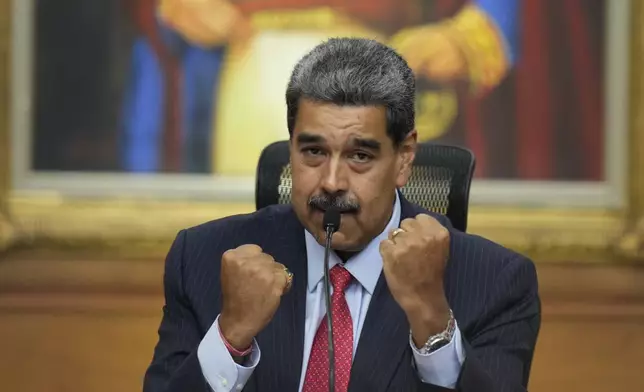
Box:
[323,225,336,392]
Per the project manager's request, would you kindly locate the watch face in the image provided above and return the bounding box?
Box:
[428,338,450,352]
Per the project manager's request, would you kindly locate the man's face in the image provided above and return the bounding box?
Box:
[290,99,416,251]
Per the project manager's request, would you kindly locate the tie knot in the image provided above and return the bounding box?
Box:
[330,265,353,292]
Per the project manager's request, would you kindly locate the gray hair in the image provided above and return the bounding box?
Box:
[286,37,416,146]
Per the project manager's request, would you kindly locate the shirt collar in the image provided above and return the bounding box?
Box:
[304,191,402,295]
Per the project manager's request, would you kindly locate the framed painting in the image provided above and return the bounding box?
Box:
[1,0,643,262]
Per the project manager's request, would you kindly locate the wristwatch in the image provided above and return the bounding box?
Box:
[412,309,457,354]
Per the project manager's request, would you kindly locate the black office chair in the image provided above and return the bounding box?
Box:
[255,141,476,232]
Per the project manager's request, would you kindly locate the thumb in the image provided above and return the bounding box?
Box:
[379,239,395,260]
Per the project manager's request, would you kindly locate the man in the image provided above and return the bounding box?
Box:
[143,38,540,392]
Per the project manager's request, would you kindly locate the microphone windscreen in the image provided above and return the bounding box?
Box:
[323,209,341,232]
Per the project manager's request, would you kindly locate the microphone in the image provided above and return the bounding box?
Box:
[322,209,341,392]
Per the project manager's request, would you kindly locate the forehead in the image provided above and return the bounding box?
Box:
[293,99,388,143]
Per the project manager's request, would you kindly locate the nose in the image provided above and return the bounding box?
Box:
[320,157,349,194]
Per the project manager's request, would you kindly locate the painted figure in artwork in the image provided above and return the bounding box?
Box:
[120,0,518,175]
[120,0,603,181]
[120,0,230,173]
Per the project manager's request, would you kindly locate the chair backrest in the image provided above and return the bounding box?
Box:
[255,141,476,232]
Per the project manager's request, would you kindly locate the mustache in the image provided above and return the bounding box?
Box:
[308,193,360,213]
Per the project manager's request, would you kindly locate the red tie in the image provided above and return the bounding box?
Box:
[303,265,354,392]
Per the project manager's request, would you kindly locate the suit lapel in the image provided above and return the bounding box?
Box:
[255,206,308,392]
[349,195,422,391]
[349,273,411,392]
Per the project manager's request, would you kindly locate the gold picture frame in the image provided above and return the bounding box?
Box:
[1,0,643,263]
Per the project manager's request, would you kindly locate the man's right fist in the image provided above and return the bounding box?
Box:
[218,244,291,350]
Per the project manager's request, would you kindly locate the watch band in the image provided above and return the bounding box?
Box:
[412,309,456,355]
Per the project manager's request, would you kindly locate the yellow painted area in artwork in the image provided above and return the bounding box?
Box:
[211,8,384,175]
[211,7,462,175]
[444,4,512,93]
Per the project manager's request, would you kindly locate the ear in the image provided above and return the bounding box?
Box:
[395,130,417,188]
[288,138,293,164]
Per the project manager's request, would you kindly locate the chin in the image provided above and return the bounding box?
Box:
[306,214,364,249]
[329,232,364,252]
[314,229,343,246]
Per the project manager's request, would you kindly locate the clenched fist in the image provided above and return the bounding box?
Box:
[219,244,292,350]
[379,214,451,346]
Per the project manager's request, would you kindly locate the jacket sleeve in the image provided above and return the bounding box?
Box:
[143,230,213,392]
[417,253,541,392]
[416,213,541,392]
[461,254,539,391]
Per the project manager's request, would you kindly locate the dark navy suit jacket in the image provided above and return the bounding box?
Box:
[143,196,540,391]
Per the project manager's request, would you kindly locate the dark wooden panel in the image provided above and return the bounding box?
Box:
[0,259,643,391]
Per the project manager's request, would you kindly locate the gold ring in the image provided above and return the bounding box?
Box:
[284,267,294,291]
[391,228,405,240]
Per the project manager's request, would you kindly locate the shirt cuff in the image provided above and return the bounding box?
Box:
[197,314,261,392]
[410,321,466,388]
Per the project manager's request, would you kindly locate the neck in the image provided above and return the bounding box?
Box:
[335,250,357,263]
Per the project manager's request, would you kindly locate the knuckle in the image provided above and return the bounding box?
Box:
[411,239,425,251]
[251,268,273,285]
[400,219,416,231]
[379,240,391,251]
[417,213,437,227]
[221,249,238,263]
[401,218,415,226]
[237,244,262,254]
[413,236,426,247]
[256,275,273,289]
[436,227,450,241]
[259,253,276,264]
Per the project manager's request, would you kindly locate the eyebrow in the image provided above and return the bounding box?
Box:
[295,132,325,145]
[350,138,381,151]
[295,132,381,151]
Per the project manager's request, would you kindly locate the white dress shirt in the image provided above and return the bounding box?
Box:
[198,192,466,391]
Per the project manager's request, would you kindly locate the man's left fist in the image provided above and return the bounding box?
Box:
[379,214,451,346]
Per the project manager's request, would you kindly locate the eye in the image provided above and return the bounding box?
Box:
[302,147,324,157]
[350,151,372,163]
